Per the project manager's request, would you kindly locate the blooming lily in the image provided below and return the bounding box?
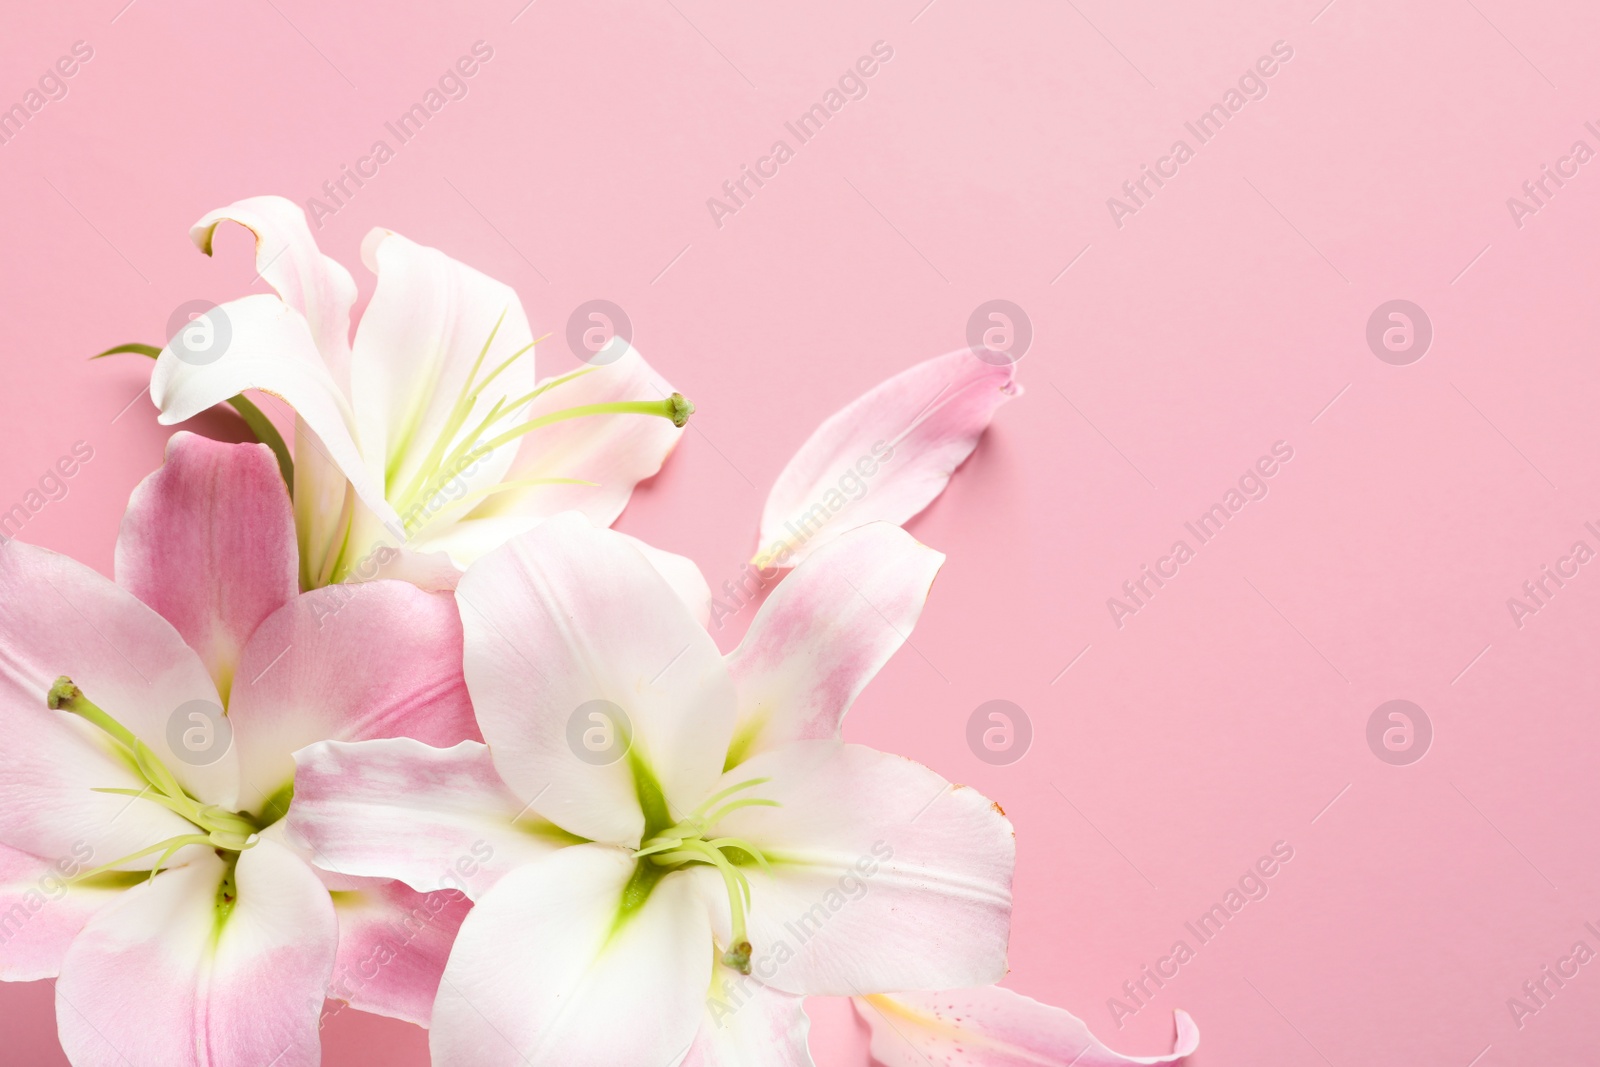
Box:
[856,986,1198,1065]
[0,432,481,1065]
[286,516,1015,1065]
[756,349,1020,569]
[148,196,693,589]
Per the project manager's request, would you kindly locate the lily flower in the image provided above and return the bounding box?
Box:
[755,349,1020,569]
[286,517,1015,1065]
[147,195,693,589]
[856,986,1198,1065]
[0,432,482,1065]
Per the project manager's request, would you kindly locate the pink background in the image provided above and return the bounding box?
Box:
[4,0,1599,1063]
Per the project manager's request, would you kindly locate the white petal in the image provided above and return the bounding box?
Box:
[725,523,942,765]
[757,350,1019,566]
[288,738,569,899]
[689,960,814,1067]
[716,742,1013,996]
[350,228,536,539]
[457,515,737,845]
[430,844,711,1066]
[856,987,1200,1066]
[191,196,358,385]
[55,838,337,1067]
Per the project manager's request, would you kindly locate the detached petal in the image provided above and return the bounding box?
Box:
[856,988,1199,1066]
[326,880,472,1028]
[149,293,394,527]
[288,738,568,899]
[115,432,298,702]
[689,960,814,1067]
[227,581,478,817]
[0,541,235,849]
[472,346,685,527]
[55,838,337,1067]
[0,841,120,981]
[757,351,1019,566]
[191,196,358,383]
[717,742,1013,996]
[350,228,536,532]
[457,515,736,845]
[725,523,943,766]
[430,844,711,1067]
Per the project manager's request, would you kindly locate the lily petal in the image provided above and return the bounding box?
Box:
[0,541,235,849]
[0,841,121,981]
[191,196,358,384]
[149,293,394,527]
[430,844,711,1067]
[226,581,478,818]
[716,741,1013,996]
[288,738,568,900]
[457,515,737,845]
[115,432,298,703]
[55,837,337,1067]
[689,959,814,1067]
[856,987,1199,1066]
[326,879,472,1028]
[725,523,943,766]
[471,345,684,527]
[757,351,1019,567]
[350,227,536,534]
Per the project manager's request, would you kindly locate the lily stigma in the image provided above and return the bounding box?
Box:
[631,774,779,975]
[47,677,265,907]
[321,312,695,586]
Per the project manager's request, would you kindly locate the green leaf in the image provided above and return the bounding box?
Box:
[92,342,294,493]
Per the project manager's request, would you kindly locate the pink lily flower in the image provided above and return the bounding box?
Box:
[0,432,479,1066]
[856,986,1198,1065]
[148,196,692,589]
[287,517,1015,1065]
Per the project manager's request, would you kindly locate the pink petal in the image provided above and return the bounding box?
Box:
[856,987,1199,1066]
[325,879,471,1028]
[457,515,736,845]
[115,432,298,702]
[55,837,337,1067]
[430,844,711,1067]
[757,350,1020,567]
[226,580,478,818]
[191,196,358,384]
[287,738,566,900]
[726,523,943,766]
[0,541,236,854]
[716,741,1013,996]
[688,960,814,1067]
[471,346,685,527]
[350,227,537,539]
[0,841,120,981]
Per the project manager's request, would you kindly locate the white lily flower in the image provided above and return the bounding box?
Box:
[287,517,1015,1065]
[149,196,692,589]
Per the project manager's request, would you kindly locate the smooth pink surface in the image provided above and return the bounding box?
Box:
[2,1,1597,1064]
